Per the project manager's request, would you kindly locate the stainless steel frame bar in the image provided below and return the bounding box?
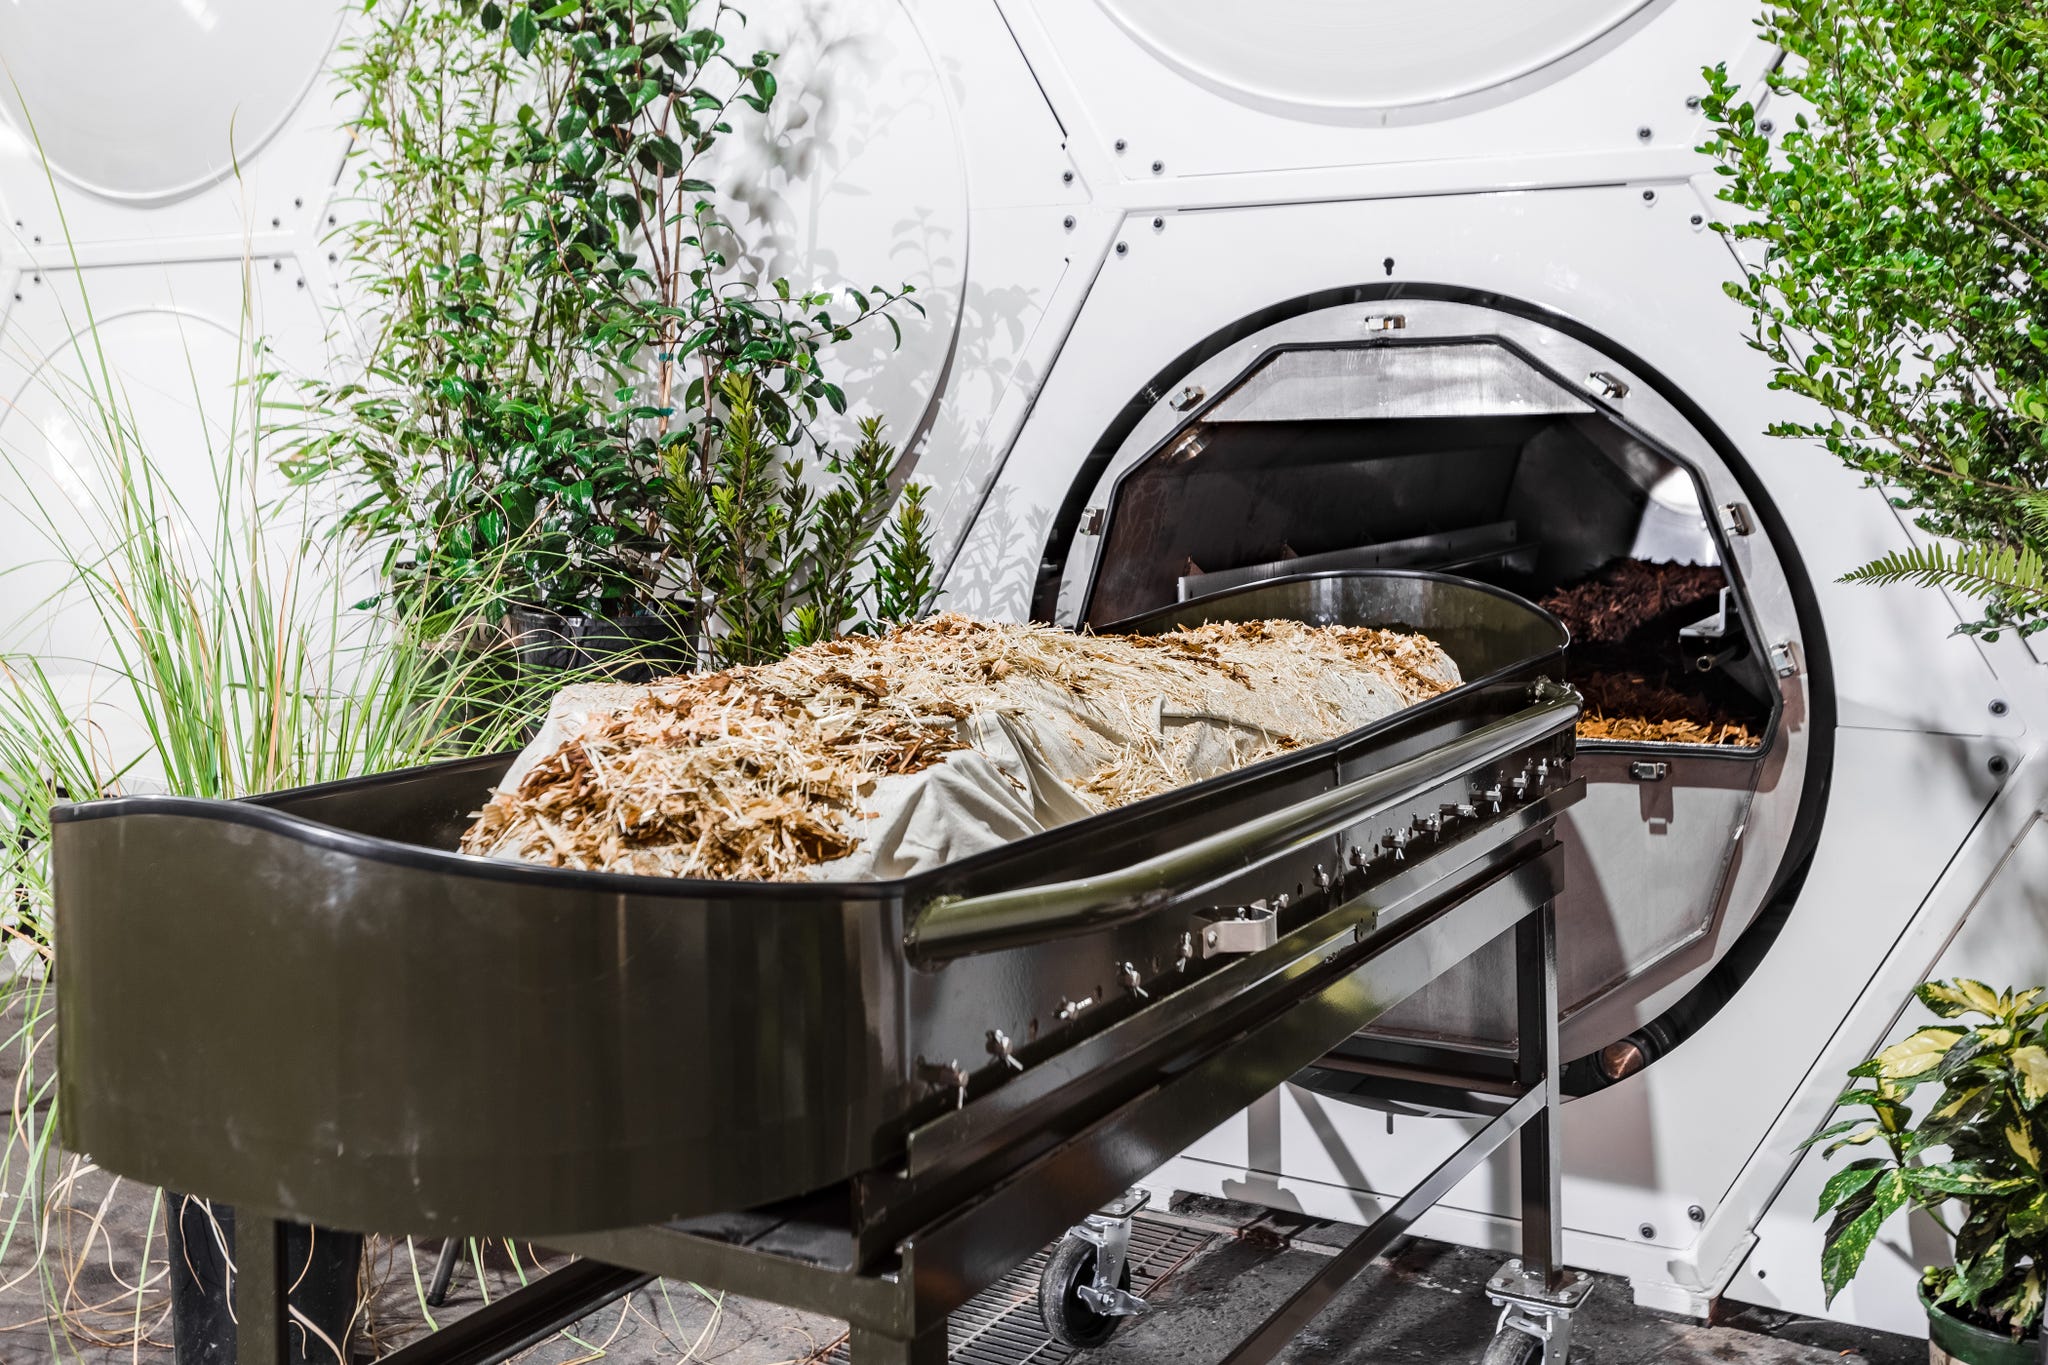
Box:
[1214,1082,1545,1365]
[236,1214,287,1365]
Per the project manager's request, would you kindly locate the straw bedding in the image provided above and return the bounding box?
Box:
[462,614,1461,882]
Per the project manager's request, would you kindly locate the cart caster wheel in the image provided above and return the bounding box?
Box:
[1478,1329,1546,1365]
[1039,1235,1135,1349]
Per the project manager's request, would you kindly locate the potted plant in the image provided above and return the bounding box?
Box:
[292,0,935,679]
[1701,1,2048,638]
[1811,979,2048,1362]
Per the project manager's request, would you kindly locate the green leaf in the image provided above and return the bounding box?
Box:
[1816,1158,1887,1216]
[509,8,537,57]
[1920,980,2008,1019]
[2013,1046,2048,1108]
[1875,1028,1966,1081]
[1903,1162,2030,1197]
[2009,1122,2042,1172]
[1821,1170,1909,1306]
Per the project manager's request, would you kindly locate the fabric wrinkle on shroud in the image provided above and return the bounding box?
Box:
[465,615,1462,882]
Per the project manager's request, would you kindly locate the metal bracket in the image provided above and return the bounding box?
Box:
[1073,1189,1151,1318]
[1194,902,1279,957]
[1584,371,1629,400]
[1485,1260,1594,1365]
[1678,588,1732,643]
[1718,501,1755,537]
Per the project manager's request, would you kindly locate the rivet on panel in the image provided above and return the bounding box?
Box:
[1150,159,1164,174]
[1062,215,1076,231]
[1114,138,1127,153]
[1637,125,1653,141]
[1115,241,1128,256]
[1152,216,1164,231]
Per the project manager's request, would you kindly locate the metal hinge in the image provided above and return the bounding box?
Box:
[1770,639,1801,678]
[1079,508,1105,536]
[1362,313,1407,332]
[1629,761,1668,782]
[1195,902,1279,957]
[1585,371,1630,400]
[1719,501,1755,537]
[1168,384,1206,411]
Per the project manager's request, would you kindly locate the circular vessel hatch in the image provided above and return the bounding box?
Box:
[0,0,340,203]
[1095,0,1659,116]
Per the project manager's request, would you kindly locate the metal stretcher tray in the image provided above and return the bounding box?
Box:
[55,570,1577,1249]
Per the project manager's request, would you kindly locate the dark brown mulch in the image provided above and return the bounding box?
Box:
[1539,559,1728,645]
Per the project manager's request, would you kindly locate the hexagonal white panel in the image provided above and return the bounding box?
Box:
[0,1,341,205]
[1097,0,1655,114]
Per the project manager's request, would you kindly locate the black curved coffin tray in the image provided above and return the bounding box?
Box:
[53,571,1568,1237]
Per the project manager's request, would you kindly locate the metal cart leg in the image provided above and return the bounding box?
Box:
[1483,902,1593,1365]
[427,1237,463,1307]
[235,1213,291,1365]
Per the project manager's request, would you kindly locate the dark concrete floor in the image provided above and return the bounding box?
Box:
[0,986,1926,1365]
[0,1190,1930,1364]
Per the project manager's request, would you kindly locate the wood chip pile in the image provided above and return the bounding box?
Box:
[462,614,1462,882]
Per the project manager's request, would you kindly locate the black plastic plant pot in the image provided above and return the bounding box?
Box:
[1923,1284,2038,1365]
[505,605,694,683]
[167,1197,361,1365]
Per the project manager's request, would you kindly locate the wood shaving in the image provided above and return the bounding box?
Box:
[462,613,1460,882]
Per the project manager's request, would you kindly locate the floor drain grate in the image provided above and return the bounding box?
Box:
[821,1216,1213,1365]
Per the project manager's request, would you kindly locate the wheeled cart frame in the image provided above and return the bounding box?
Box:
[227,896,1584,1365]
[54,574,1587,1365]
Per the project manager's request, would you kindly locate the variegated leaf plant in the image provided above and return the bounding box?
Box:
[1810,979,2048,1337]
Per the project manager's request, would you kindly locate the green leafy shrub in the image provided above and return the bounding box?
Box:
[1811,979,2048,1336]
[295,0,934,648]
[1702,3,2048,636]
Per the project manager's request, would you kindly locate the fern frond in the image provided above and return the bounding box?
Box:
[2017,493,2048,543]
[1842,540,2048,604]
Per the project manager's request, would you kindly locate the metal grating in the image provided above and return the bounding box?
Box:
[821,1215,1214,1365]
